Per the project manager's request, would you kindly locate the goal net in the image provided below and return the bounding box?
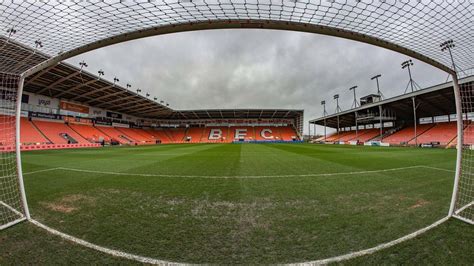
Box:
[455,81,474,224]
[0,73,27,230]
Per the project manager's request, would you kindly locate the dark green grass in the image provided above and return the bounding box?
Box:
[1,144,472,264]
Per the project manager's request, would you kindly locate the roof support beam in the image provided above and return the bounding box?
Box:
[25,63,58,85]
[70,84,114,101]
[55,79,99,97]
[36,71,81,94]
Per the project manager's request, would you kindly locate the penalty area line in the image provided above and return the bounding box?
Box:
[52,165,442,179]
[23,167,62,175]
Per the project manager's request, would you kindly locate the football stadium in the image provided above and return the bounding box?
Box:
[1,1,473,265]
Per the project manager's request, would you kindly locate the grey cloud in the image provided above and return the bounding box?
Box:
[67,29,446,134]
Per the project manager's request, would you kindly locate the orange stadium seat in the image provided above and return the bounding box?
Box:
[278,126,298,141]
[96,126,134,144]
[409,122,457,145]
[33,120,89,144]
[20,117,49,145]
[185,127,205,143]
[69,123,111,143]
[145,129,173,143]
[383,124,434,145]
[355,129,382,142]
[325,131,352,142]
[116,127,154,144]
[166,128,186,142]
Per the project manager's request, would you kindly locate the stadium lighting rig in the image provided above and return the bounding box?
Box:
[440,40,457,73]
[97,70,104,79]
[113,77,119,86]
[334,94,342,113]
[136,88,142,94]
[401,59,420,93]
[371,74,384,99]
[321,100,327,141]
[34,40,43,49]
[349,86,359,108]
[79,61,88,71]
[321,100,327,117]
[6,28,16,40]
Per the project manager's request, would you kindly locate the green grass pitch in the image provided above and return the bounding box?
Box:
[1,143,473,264]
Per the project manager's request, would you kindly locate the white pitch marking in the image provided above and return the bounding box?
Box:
[52,165,439,179]
[291,216,450,265]
[23,167,61,175]
[30,219,184,265]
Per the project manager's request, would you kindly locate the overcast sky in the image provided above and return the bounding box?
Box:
[67,29,448,135]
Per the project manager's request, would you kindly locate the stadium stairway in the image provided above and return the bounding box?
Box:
[166,128,186,142]
[145,129,173,144]
[185,127,205,143]
[69,123,111,143]
[355,129,383,142]
[116,127,154,145]
[382,123,435,145]
[278,126,298,141]
[96,126,134,144]
[33,120,89,144]
[409,122,457,146]
[20,117,50,145]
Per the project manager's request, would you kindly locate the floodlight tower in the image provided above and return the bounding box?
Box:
[334,94,341,136]
[349,86,359,108]
[334,94,342,113]
[371,74,384,99]
[440,40,457,72]
[321,100,327,141]
[401,59,420,93]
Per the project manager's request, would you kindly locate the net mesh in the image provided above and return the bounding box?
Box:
[0,1,472,75]
[0,0,472,228]
[0,73,24,230]
[458,81,474,223]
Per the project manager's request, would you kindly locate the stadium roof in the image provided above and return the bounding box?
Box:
[310,76,474,129]
[165,109,303,120]
[2,37,302,121]
[0,37,173,119]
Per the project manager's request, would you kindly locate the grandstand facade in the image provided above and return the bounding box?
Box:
[2,37,302,151]
[310,76,474,148]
